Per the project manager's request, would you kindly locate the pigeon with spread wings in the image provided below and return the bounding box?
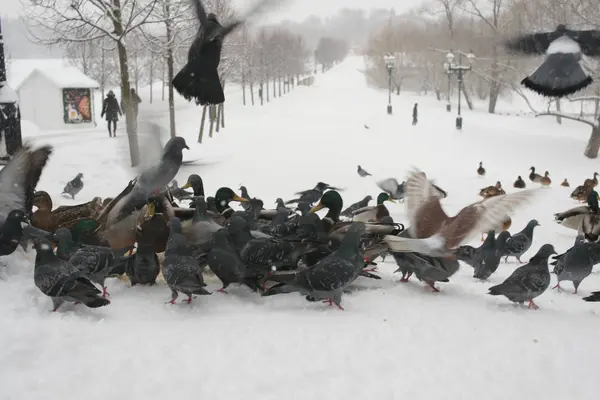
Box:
[384,168,537,257]
[504,25,600,97]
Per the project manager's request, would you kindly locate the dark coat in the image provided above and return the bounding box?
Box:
[412,104,418,119]
[101,95,122,121]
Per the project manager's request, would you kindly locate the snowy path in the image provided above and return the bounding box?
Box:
[2,57,600,400]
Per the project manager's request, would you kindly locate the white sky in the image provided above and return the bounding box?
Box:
[2,0,427,21]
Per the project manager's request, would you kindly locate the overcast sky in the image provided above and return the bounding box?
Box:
[2,0,426,21]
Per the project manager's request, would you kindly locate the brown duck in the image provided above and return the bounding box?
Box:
[384,168,536,257]
[584,172,599,188]
[477,162,486,177]
[529,167,542,183]
[561,179,570,187]
[31,191,102,233]
[513,176,526,189]
[540,171,551,187]
[479,181,506,199]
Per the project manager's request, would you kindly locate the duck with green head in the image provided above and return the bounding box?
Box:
[309,190,344,223]
[351,192,394,223]
[214,187,249,214]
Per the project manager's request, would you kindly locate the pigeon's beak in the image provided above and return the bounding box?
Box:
[232,194,249,202]
[181,182,192,189]
[309,202,324,214]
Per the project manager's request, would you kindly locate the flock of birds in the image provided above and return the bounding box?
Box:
[1,137,600,313]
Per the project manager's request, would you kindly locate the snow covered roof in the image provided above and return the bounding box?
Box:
[15,66,99,90]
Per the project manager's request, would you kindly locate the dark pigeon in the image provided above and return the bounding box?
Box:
[456,230,509,280]
[502,219,540,263]
[0,210,29,256]
[583,291,600,302]
[261,222,367,309]
[207,228,258,292]
[488,244,556,309]
[357,165,371,177]
[285,182,343,205]
[163,217,211,304]
[33,237,110,312]
[551,235,600,294]
[62,173,84,199]
[504,25,600,97]
[168,180,193,201]
[341,195,373,218]
[239,186,252,211]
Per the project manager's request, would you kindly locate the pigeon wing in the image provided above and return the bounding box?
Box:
[504,31,562,55]
[570,30,600,56]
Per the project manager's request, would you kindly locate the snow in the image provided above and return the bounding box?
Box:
[0,84,18,102]
[15,66,99,91]
[2,56,600,399]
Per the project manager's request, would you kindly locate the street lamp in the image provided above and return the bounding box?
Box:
[384,54,396,115]
[443,50,475,129]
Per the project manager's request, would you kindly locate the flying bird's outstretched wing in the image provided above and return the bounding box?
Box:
[504,32,562,55]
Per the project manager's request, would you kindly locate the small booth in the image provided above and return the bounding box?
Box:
[15,66,98,130]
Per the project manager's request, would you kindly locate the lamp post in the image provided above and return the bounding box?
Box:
[384,54,395,115]
[443,50,475,130]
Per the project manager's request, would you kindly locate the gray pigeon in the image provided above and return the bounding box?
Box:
[502,219,540,263]
[0,144,52,225]
[488,244,556,309]
[583,291,600,302]
[285,182,342,205]
[125,241,160,286]
[377,178,406,201]
[33,237,110,312]
[456,230,509,280]
[163,217,211,304]
[341,195,373,218]
[206,228,255,292]
[504,25,600,97]
[62,173,84,199]
[262,222,366,309]
[168,180,193,201]
[111,136,189,220]
[551,235,600,294]
[357,165,371,177]
[239,186,252,211]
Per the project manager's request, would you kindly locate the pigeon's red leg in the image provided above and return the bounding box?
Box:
[426,281,440,292]
[334,303,345,311]
[102,286,110,298]
[528,299,539,310]
[363,266,378,273]
[216,288,228,294]
[553,282,561,291]
[166,299,177,304]
[573,288,578,294]
[322,299,334,307]
[73,302,80,305]
[182,296,193,304]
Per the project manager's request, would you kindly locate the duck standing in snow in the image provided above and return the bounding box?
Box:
[384,168,536,257]
[479,181,505,199]
[351,192,394,223]
[561,178,570,187]
[477,162,486,177]
[62,173,84,199]
[504,25,600,97]
[513,176,526,189]
[488,244,556,309]
[529,167,542,183]
[540,171,551,187]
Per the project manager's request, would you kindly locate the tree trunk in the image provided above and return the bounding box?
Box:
[273,77,276,98]
[266,78,270,102]
[278,75,282,96]
[166,17,176,138]
[100,46,106,100]
[585,125,600,159]
[461,81,473,111]
[556,99,562,124]
[112,3,140,166]
[241,66,246,105]
[487,81,499,113]
[208,105,216,138]
[215,104,221,133]
[250,81,255,106]
[198,105,207,143]
[435,88,441,101]
[149,54,153,104]
[220,103,225,128]
[162,58,166,101]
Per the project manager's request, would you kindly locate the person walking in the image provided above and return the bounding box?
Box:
[412,103,418,125]
[100,90,122,137]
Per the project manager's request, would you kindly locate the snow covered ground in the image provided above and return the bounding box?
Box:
[2,56,600,399]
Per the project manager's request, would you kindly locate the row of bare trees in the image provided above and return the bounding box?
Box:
[364,0,600,158]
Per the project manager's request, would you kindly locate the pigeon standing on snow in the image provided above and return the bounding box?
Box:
[207,228,255,293]
[551,235,600,293]
[384,168,536,257]
[504,25,600,97]
[163,217,211,304]
[488,244,556,309]
[357,165,371,177]
[262,222,367,310]
[33,237,110,312]
[502,219,540,263]
[62,173,84,199]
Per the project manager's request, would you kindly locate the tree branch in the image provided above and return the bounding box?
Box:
[535,112,598,128]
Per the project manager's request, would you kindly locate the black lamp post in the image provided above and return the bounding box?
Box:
[443,50,475,130]
[384,54,395,115]
[0,17,22,162]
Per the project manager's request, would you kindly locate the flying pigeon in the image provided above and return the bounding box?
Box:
[357,165,372,177]
[504,24,600,97]
[488,244,556,309]
[384,168,536,257]
[502,219,540,263]
[62,173,84,199]
[33,237,110,312]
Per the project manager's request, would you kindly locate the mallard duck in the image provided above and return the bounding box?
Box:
[477,162,486,177]
[309,190,344,226]
[529,166,542,183]
[555,189,600,233]
[571,184,593,202]
[513,176,526,189]
[561,178,570,187]
[540,171,551,187]
[479,181,506,199]
[181,174,205,200]
[213,187,249,214]
[168,180,192,201]
[384,168,536,257]
[135,196,173,254]
[31,191,102,233]
[350,192,394,223]
[584,172,599,188]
